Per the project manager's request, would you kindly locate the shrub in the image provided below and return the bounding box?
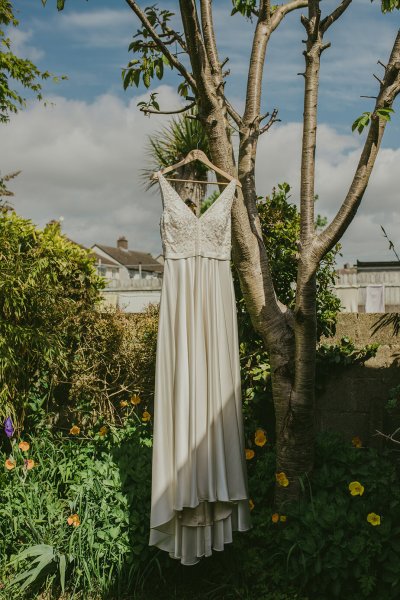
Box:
[67,304,159,428]
[0,209,104,431]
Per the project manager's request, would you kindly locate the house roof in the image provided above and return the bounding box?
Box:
[93,244,164,273]
[90,250,119,266]
[357,260,400,271]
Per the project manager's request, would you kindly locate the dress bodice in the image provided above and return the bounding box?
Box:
[157,172,237,260]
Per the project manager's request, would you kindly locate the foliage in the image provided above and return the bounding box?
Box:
[0,418,154,599]
[141,106,209,190]
[352,107,395,134]
[0,0,65,123]
[2,423,399,599]
[0,209,104,430]
[237,431,400,600]
[67,305,159,428]
[317,336,379,366]
[122,5,175,93]
[385,384,400,413]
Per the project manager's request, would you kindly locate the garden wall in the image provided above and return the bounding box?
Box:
[317,313,400,446]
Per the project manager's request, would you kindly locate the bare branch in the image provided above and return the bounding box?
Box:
[260,108,281,134]
[139,101,196,116]
[314,30,400,261]
[375,427,400,445]
[199,0,221,77]
[320,0,352,34]
[124,0,196,91]
[271,0,309,31]
[225,99,243,127]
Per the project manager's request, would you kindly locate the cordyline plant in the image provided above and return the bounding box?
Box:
[48,0,400,504]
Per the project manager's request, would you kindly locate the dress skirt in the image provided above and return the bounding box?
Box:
[149,255,252,566]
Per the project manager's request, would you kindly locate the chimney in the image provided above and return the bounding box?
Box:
[117,236,128,250]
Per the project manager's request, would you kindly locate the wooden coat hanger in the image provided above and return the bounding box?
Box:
[152,149,242,188]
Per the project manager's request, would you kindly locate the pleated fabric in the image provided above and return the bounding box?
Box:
[149,255,252,565]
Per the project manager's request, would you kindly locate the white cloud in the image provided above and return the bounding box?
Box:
[8,28,44,61]
[0,86,184,257]
[1,86,398,266]
[255,121,400,264]
[61,9,131,29]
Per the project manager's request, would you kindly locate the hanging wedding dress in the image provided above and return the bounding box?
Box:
[149,172,251,566]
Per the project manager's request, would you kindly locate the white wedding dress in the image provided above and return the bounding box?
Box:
[149,172,252,566]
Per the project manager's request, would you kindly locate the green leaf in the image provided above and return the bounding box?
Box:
[59,554,66,593]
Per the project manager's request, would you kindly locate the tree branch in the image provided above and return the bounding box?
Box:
[320,0,352,34]
[139,101,196,116]
[270,0,309,31]
[260,108,281,133]
[314,29,400,261]
[124,0,197,91]
[199,0,221,77]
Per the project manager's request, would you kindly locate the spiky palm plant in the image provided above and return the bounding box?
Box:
[142,108,210,216]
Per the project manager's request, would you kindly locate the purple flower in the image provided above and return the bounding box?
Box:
[4,417,14,439]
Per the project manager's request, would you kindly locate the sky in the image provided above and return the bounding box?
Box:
[1,0,399,265]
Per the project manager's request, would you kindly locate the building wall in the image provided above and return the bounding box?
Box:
[317,313,400,446]
[334,267,400,312]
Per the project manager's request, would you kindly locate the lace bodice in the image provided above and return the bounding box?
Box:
[157,172,237,260]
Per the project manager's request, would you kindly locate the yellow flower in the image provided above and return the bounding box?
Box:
[367,512,381,526]
[69,425,80,435]
[67,513,80,527]
[352,436,363,448]
[18,441,30,452]
[24,459,35,470]
[98,426,108,437]
[271,513,280,523]
[254,429,267,447]
[5,458,16,470]
[245,448,255,460]
[249,499,255,511]
[349,481,365,496]
[131,395,142,405]
[120,400,129,408]
[276,472,289,487]
[142,411,151,422]
[280,515,287,522]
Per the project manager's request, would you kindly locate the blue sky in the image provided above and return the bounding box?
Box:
[2,0,400,263]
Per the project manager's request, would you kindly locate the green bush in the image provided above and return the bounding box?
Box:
[2,422,399,600]
[240,430,400,600]
[67,304,159,428]
[0,209,104,430]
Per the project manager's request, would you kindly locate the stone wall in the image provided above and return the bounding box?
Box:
[317,313,400,446]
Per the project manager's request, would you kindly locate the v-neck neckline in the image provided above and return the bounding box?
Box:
[158,172,236,222]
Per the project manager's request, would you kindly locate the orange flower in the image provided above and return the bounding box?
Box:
[131,395,142,405]
[142,411,151,422]
[352,436,363,448]
[24,459,35,470]
[254,429,267,447]
[245,448,255,460]
[98,426,108,437]
[67,513,80,527]
[120,400,129,408]
[249,499,255,511]
[5,458,16,470]
[271,513,279,523]
[69,425,80,435]
[276,472,289,487]
[18,441,30,452]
